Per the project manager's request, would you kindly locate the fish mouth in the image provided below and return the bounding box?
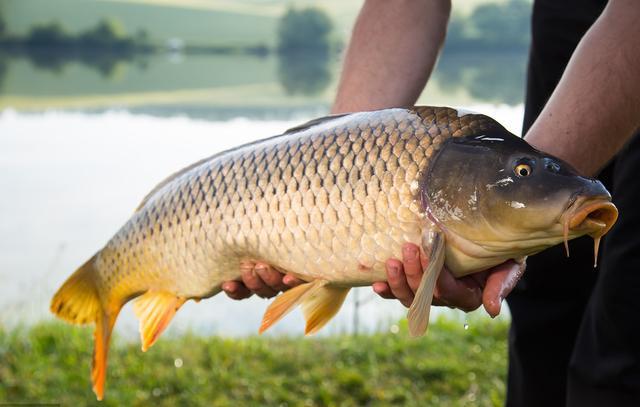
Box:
[561,196,618,266]
[567,198,618,235]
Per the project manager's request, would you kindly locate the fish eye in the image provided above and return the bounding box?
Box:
[514,163,532,177]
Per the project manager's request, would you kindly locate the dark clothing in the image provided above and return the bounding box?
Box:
[506,0,640,406]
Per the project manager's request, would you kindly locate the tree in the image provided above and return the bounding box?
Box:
[277,7,333,53]
[0,60,7,92]
[277,51,332,96]
[26,22,70,46]
[471,0,531,49]
[0,11,5,38]
[79,18,131,49]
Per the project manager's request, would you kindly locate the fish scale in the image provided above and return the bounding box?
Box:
[91,107,493,302]
[51,106,621,400]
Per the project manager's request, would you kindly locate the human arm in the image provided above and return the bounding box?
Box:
[524,0,640,175]
[331,0,451,113]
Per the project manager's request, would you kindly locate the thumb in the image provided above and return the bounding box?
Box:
[482,259,526,318]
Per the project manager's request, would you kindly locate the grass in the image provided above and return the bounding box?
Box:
[0,317,508,406]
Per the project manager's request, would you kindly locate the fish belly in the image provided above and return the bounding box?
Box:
[96,107,497,300]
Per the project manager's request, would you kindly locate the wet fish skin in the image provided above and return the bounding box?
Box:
[50,106,617,399]
[50,106,499,399]
[94,106,498,303]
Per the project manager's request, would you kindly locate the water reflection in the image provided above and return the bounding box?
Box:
[436,52,527,105]
[277,50,332,96]
[0,58,6,92]
[0,49,527,115]
[28,49,146,78]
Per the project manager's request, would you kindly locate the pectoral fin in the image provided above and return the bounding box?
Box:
[407,228,445,337]
[259,280,327,334]
[301,286,350,335]
[133,291,186,352]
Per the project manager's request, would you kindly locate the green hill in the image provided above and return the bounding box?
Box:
[3,0,276,46]
[1,0,518,47]
[1,0,362,46]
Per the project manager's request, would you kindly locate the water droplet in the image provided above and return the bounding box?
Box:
[464,323,469,330]
[174,357,183,368]
[389,324,399,334]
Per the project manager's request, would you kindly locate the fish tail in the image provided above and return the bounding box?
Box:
[50,254,121,400]
[92,310,117,401]
[50,254,101,326]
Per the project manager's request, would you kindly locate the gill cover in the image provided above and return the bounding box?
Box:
[423,129,614,274]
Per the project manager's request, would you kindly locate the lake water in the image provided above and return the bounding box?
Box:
[0,51,525,338]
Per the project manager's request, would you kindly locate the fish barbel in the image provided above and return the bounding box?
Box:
[50,106,618,399]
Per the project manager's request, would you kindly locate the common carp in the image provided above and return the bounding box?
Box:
[51,106,617,399]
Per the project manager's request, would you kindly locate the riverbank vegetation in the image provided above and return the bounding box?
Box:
[0,317,508,406]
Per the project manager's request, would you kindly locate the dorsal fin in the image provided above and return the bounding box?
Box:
[135,155,211,212]
[282,113,350,135]
[135,113,350,213]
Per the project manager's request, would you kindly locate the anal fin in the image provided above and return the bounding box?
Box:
[301,286,350,335]
[259,280,327,334]
[133,291,186,352]
[407,228,445,337]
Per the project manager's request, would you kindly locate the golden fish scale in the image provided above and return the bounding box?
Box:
[95,107,497,302]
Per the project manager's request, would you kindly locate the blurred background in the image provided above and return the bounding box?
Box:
[0,0,530,403]
[0,0,530,336]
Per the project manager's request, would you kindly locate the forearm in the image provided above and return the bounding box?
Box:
[525,0,640,176]
[331,0,451,114]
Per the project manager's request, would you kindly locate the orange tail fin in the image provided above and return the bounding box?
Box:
[50,254,121,400]
[92,311,117,400]
[50,255,101,325]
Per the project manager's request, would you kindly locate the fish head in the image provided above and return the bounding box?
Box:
[423,129,618,275]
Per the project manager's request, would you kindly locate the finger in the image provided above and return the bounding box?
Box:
[482,259,526,318]
[431,295,452,307]
[402,243,425,293]
[386,258,414,307]
[470,270,490,288]
[241,268,278,298]
[221,281,253,300]
[283,274,305,288]
[433,269,483,313]
[372,282,395,299]
[254,263,289,292]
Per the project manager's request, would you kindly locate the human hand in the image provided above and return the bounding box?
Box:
[221,261,304,300]
[372,243,525,317]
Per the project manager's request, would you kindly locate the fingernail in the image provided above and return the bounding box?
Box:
[403,246,417,259]
[491,298,503,319]
[222,283,235,293]
[388,266,399,277]
[283,275,293,285]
